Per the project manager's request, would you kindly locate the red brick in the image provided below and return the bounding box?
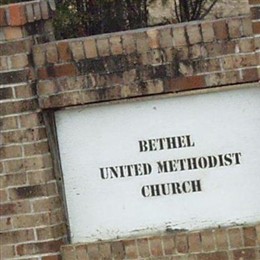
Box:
[123,240,137,259]
[214,229,228,250]
[17,239,64,256]
[162,236,175,255]
[149,237,163,256]
[54,63,78,78]
[137,238,150,257]
[8,5,27,26]
[111,241,125,259]
[197,252,228,260]
[176,233,188,253]
[228,18,242,38]
[243,226,257,247]
[242,68,259,82]
[253,22,260,35]
[251,6,260,20]
[57,42,72,62]
[213,20,228,40]
[233,249,256,260]
[188,232,202,253]
[168,75,206,92]
[228,228,243,249]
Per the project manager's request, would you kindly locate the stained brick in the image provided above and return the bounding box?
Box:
[57,41,72,62]
[243,226,257,247]
[0,88,13,100]
[0,69,29,85]
[176,233,188,253]
[213,20,228,40]
[186,24,202,44]
[17,239,64,256]
[149,237,163,256]
[201,22,215,42]
[109,35,123,55]
[96,37,110,57]
[233,248,256,260]
[46,43,58,64]
[136,32,149,53]
[173,26,187,46]
[228,228,243,249]
[214,229,228,250]
[70,41,85,61]
[147,29,160,49]
[122,33,136,54]
[228,18,242,38]
[137,238,150,257]
[8,4,26,26]
[0,8,7,26]
[162,236,175,255]
[123,240,137,259]
[188,232,202,253]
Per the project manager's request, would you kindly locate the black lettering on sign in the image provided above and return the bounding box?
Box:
[141,179,202,197]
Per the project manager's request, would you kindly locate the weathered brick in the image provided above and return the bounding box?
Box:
[109,35,123,55]
[251,6,260,20]
[33,45,46,67]
[27,169,54,185]
[0,245,16,259]
[123,240,137,259]
[42,255,62,260]
[0,201,30,216]
[122,33,136,54]
[242,68,259,82]
[3,26,23,40]
[0,87,13,100]
[20,112,43,128]
[57,41,72,62]
[0,99,38,116]
[8,183,56,200]
[0,8,7,26]
[201,230,215,252]
[15,84,36,98]
[8,4,26,26]
[147,29,160,49]
[136,32,149,53]
[228,228,243,249]
[173,26,187,46]
[228,18,242,38]
[54,63,78,78]
[74,245,88,260]
[17,239,64,256]
[37,224,66,240]
[0,189,8,202]
[162,236,175,255]
[25,3,34,23]
[176,233,188,253]
[0,217,13,231]
[253,21,260,34]
[70,41,85,61]
[201,22,215,42]
[197,251,228,260]
[0,145,22,160]
[137,238,150,257]
[62,245,76,260]
[10,53,29,69]
[13,213,50,228]
[213,20,228,40]
[33,2,42,20]
[32,196,62,212]
[111,241,125,259]
[160,27,173,48]
[188,232,202,253]
[149,237,163,256]
[38,80,58,96]
[242,18,253,36]
[0,69,29,85]
[83,38,98,58]
[46,43,58,64]
[86,244,99,259]
[98,243,111,258]
[0,173,27,188]
[243,226,257,247]
[232,248,256,260]
[186,24,202,44]
[0,229,34,245]
[239,38,255,53]
[214,229,228,250]
[40,0,49,20]
[96,37,110,57]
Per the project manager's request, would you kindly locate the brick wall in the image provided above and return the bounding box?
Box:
[1,0,260,260]
[0,1,67,259]
[34,16,258,110]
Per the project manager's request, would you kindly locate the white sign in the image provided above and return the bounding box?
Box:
[55,85,260,243]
